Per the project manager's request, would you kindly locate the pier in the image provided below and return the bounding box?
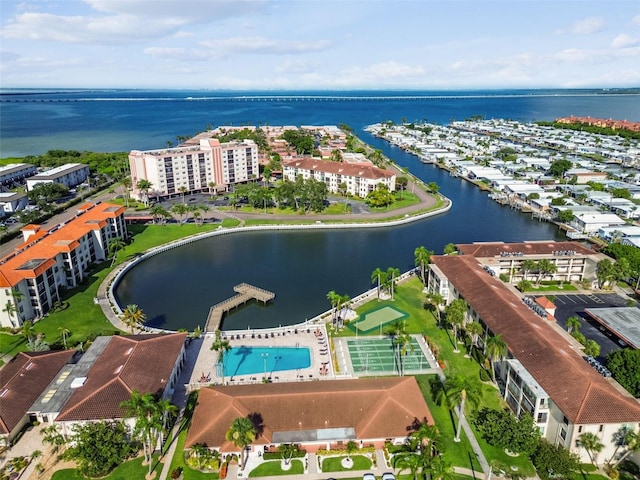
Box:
[204,283,275,332]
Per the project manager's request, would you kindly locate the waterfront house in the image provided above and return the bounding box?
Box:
[186,377,433,455]
[572,213,626,234]
[426,252,640,465]
[282,158,395,198]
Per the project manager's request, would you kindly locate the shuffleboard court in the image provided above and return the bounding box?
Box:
[346,337,432,375]
[351,305,409,334]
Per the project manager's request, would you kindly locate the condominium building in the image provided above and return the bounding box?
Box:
[282,158,396,198]
[129,138,259,200]
[427,250,640,465]
[0,164,37,187]
[0,202,127,327]
[26,163,90,192]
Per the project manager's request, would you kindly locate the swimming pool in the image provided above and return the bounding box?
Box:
[221,346,311,377]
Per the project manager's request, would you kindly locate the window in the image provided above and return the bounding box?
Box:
[578,426,583,433]
[599,425,603,432]
[537,412,548,423]
[560,428,567,440]
[563,416,569,425]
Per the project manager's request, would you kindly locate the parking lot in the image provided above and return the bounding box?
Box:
[548,293,630,360]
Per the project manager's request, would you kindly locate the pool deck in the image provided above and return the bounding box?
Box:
[187,324,337,390]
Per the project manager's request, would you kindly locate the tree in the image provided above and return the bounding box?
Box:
[108,238,126,266]
[120,304,146,333]
[171,202,188,223]
[424,292,445,327]
[278,443,297,466]
[535,259,557,286]
[426,457,455,480]
[225,417,257,469]
[21,319,36,343]
[136,179,153,207]
[445,299,467,352]
[211,329,231,383]
[62,420,136,478]
[578,432,604,465]
[557,209,574,223]
[443,375,482,442]
[531,439,579,480]
[414,246,434,284]
[394,329,414,376]
[443,243,456,255]
[326,290,340,324]
[371,268,387,301]
[178,186,188,203]
[485,334,508,382]
[583,339,601,358]
[366,184,396,208]
[393,451,426,480]
[208,181,217,196]
[41,424,67,458]
[27,182,70,211]
[2,300,18,328]
[345,440,358,460]
[605,349,640,397]
[58,326,70,349]
[386,266,401,300]
[596,259,617,289]
[465,321,483,351]
[149,204,170,225]
[565,316,581,335]
[548,158,573,178]
[521,259,537,282]
[607,428,639,468]
[427,182,439,193]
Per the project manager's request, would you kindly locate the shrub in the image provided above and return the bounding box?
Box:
[171,466,183,479]
[479,368,491,382]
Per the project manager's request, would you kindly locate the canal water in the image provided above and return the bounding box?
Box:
[115,141,564,331]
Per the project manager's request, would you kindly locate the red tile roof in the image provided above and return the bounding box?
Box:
[0,203,125,287]
[0,350,75,435]
[56,333,186,422]
[431,255,640,425]
[283,158,394,180]
[455,241,595,258]
[186,377,433,450]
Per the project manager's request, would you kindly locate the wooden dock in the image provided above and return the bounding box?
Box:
[204,283,275,332]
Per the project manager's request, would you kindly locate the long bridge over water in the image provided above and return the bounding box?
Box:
[204,283,275,332]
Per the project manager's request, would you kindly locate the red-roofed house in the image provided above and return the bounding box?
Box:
[0,350,75,446]
[427,253,640,465]
[0,202,126,327]
[186,377,433,455]
[282,158,396,198]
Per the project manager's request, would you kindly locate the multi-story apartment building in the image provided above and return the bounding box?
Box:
[427,248,640,465]
[0,163,37,187]
[282,158,396,198]
[26,163,90,192]
[129,138,258,200]
[453,240,601,284]
[0,202,126,327]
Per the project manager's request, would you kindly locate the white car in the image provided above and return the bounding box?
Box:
[382,473,396,480]
[363,474,376,480]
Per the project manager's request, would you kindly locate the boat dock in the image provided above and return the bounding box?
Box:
[204,283,275,332]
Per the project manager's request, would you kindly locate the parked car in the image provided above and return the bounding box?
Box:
[382,473,396,480]
[363,474,376,480]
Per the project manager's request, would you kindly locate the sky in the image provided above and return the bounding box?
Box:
[1,0,639,90]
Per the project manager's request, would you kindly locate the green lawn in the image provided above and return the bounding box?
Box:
[521,282,578,292]
[51,454,163,480]
[248,459,304,477]
[321,455,372,472]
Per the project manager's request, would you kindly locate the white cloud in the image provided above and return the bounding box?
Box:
[200,37,332,55]
[631,14,640,25]
[275,59,319,74]
[569,17,605,34]
[612,33,640,49]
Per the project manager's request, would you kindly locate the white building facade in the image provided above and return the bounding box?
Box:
[129,139,259,200]
[26,164,90,192]
[282,158,396,198]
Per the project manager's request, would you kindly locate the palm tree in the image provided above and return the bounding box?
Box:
[2,300,17,328]
[426,456,455,480]
[136,179,153,207]
[345,440,358,460]
[583,339,600,358]
[521,259,537,281]
[171,203,188,224]
[394,331,414,376]
[536,259,557,286]
[409,418,441,457]
[326,290,339,325]
[225,417,257,469]
[208,181,217,197]
[386,266,401,300]
[565,316,581,335]
[120,304,146,333]
[121,391,163,476]
[485,334,508,382]
[424,292,445,326]
[178,186,188,203]
[121,176,132,207]
[58,327,70,349]
[156,398,178,440]
[444,375,482,442]
[392,451,426,480]
[108,238,126,266]
[278,443,297,466]
[465,321,483,351]
[608,429,639,468]
[578,432,604,465]
[445,299,467,352]
[211,330,231,383]
[149,204,169,224]
[21,319,36,343]
[41,424,67,457]
[414,246,433,284]
[371,268,386,301]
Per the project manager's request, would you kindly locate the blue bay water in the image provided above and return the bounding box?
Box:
[2,88,638,330]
